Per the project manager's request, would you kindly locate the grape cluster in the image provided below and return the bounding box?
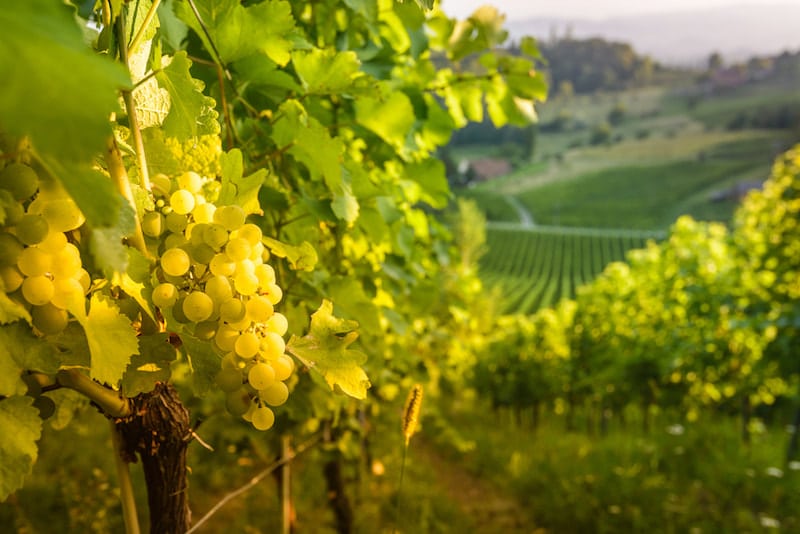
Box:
[145,172,293,430]
[0,163,90,335]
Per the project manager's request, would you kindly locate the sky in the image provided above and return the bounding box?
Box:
[439,0,799,21]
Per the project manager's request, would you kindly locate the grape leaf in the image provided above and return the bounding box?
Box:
[218,148,266,214]
[175,0,296,65]
[262,238,318,271]
[71,294,140,386]
[122,333,176,396]
[286,300,370,399]
[405,158,450,209]
[156,51,219,140]
[180,333,220,394]
[89,200,137,278]
[0,396,42,501]
[112,248,156,322]
[0,323,61,397]
[0,286,30,326]
[291,49,362,94]
[0,0,129,164]
[272,101,343,189]
[355,92,415,151]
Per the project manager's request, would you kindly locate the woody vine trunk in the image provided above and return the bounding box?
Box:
[114,383,192,534]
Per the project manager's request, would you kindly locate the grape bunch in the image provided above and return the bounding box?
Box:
[0,162,90,336]
[144,171,293,430]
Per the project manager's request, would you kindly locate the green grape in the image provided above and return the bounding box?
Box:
[150,173,172,196]
[0,232,24,267]
[37,231,67,253]
[194,320,218,341]
[15,213,49,246]
[209,253,236,277]
[221,351,244,371]
[245,295,273,323]
[22,275,55,306]
[189,243,216,265]
[202,223,229,250]
[161,248,191,277]
[17,246,52,277]
[234,331,260,359]
[177,171,203,193]
[50,244,81,279]
[225,388,252,417]
[141,211,165,237]
[0,265,24,292]
[4,201,23,226]
[233,271,259,296]
[50,278,84,310]
[205,275,233,304]
[219,298,246,323]
[215,324,240,352]
[250,242,265,261]
[192,202,216,224]
[260,332,286,359]
[165,212,188,234]
[28,196,84,232]
[215,368,243,392]
[247,362,275,390]
[32,395,56,420]
[254,264,276,287]
[272,355,294,381]
[250,405,275,431]
[260,381,289,407]
[225,237,251,262]
[75,268,91,294]
[185,223,207,246]
[0,163,39,200]
[171,296,190,323]
[31,302,69,335]
[169,189,195,215]
[265,312,289,336]
[152,282,178,308]
[163,233,188,251]
[263,283,283,305]
[183,291,213,323]
[214,205,246,232]
[235,223,262,245]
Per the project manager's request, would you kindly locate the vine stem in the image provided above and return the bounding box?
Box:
[55,369,131,418]
[110,419,142,534]
[115,11,151,193]
[128,0,162,55]
[106,137,150,257]
[186,433,322,533]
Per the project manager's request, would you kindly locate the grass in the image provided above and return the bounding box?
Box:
[438,400,800,534]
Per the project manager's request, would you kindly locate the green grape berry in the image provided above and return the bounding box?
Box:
[0,163,39,200]
[161,248,191,277]
[250,405,275,431]
[152,282,178,308]
[247,362,275,390]
[182,291,213,323]
[234,331,260,359]
[32,303,69,335]
[16,213,49,246]
[260,381,289,407]
[22,275,55,306]
[215,368,243,392]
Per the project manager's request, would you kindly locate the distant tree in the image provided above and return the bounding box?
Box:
[590,122,613,145]
[708,51,724,72]
[608,102,626,125]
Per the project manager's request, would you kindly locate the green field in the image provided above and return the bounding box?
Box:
[454,70,799,314]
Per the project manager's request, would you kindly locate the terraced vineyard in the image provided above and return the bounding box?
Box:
[480,224,665,313]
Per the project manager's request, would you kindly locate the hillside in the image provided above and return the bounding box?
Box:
[507,3,800,65]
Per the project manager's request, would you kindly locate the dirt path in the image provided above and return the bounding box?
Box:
[413,439,540,533]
